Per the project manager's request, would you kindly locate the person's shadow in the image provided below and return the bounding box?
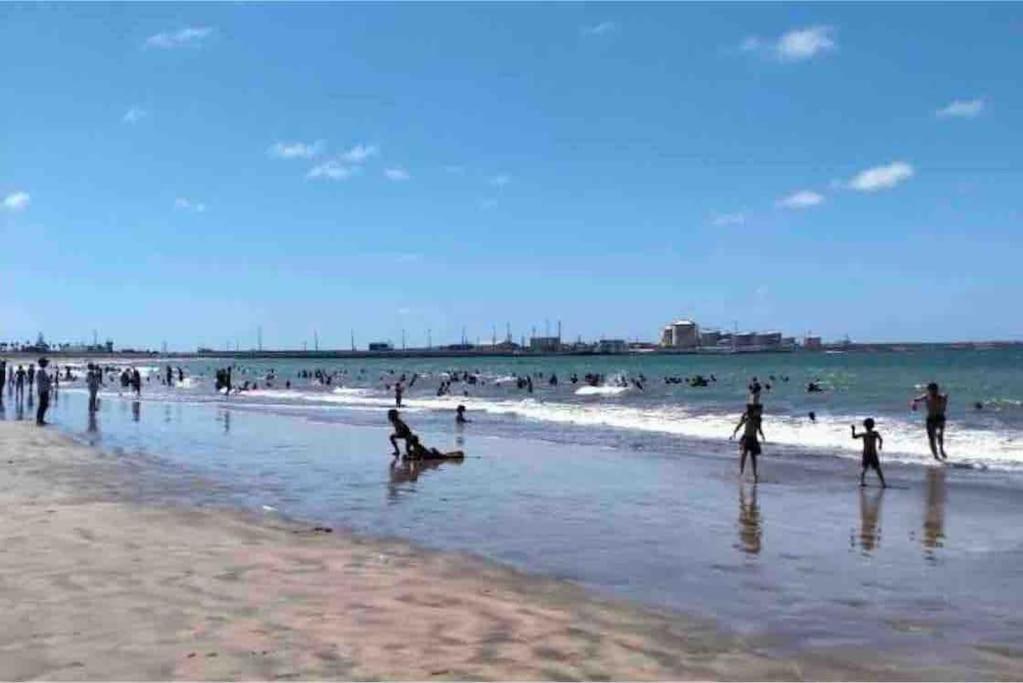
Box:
[735,484,762,555]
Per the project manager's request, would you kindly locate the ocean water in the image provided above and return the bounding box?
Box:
[8,348,1023,663]
[44,347,1023,471]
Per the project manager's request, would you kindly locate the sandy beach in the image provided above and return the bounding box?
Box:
[4,409,1023,680]
[0,421,832,680]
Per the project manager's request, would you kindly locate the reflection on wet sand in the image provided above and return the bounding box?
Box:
[387,457,463,504]
[131,400,141,422]
[923,468,947,560]
[86,411,100,445]
[855,487,884,553]
[735,484,761,555]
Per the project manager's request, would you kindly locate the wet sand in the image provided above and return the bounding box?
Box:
[3,418,1022,680]
[0,422,845,680]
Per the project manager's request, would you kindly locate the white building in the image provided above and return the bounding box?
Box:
[662,319,700,348]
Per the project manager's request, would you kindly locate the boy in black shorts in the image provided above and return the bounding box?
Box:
[852,418,886,488]
[731,403,765,483]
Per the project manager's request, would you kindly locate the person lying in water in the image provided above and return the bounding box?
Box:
[404,434,464,461]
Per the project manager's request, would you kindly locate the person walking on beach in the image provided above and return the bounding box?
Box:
[0,359,6,402]
[35,358,52,426]
[14,365,26,400]
[131,368,142,397]
[87,363,103,413]
[395,382,403,408]
[852,418,886,488]
[730,403,765,483]
[27,363,35,393]
[912,382,948,461]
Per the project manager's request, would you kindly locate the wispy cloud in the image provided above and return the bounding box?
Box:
[307,160,357,181]
[339,144,379,164]
[776,190,824,209]
[936,98,985,119]
[741,25,836,62]
[847,161,914,192]
[145,26,214,50]
[581,21,617,37]
[2,191,30,212]
[384,167,411,181]
[489,174,511,188]
[174,197,206,213]
[711,212,747,226]
[268,140,325,160]
[122,106,147,124]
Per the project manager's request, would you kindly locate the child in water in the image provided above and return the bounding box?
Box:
[387,408,413,457]
[731,404,765,483]
[852,418,887,488]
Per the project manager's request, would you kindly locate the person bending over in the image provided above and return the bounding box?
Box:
[387,408,414,457]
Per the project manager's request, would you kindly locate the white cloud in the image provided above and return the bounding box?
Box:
[489,174,511,188]
[384,167,411,181]
[581,21,617,37]
[268,140,325,159]
[145,26,214,49]
[776,190,824,209]
[307,160,357,181]
[339,144,379,164]
[2,191,30,212]
[741,25,836,62]
[847,161,914,192]
[174,197,206,212]
[122,106,147,124]
[936,98,985,119]
[711,212,747,226]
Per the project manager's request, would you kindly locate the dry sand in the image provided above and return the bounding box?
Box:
[0,421,999,681]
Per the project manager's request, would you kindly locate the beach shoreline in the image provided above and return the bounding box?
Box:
[0,421,831,680]
[3,412,1023,680]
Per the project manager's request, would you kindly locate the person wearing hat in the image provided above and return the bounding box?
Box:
[35,357,52,426]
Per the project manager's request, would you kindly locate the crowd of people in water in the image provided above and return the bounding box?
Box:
[0,357,956,484]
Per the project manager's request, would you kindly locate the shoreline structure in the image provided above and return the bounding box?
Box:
[3,340,1021,362]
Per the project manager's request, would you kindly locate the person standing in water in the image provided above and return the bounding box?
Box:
[730,404,765,483]
[15,365,26,400]
[87,363,103,413]
[395,382,403,408]
[35,358,52,425]
[852,418,886,488]
[912,382,948,461]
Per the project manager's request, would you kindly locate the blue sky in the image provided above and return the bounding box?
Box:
[2,3,1022,350]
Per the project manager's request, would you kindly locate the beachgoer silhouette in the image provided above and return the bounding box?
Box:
[912,382,948,460]
[852,418,886,487]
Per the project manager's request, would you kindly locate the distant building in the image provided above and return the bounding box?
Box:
[662,319,700,348]
[804,336,823,350]
[529,336,562,353]
[368,342,393,351]
[699,330,722,347]
[596,339,628,354]
[754,332,783,348]
[734,332,756,348]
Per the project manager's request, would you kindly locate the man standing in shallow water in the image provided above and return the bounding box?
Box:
[912,382,949,461]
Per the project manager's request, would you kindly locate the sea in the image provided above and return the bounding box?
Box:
[7,347,1023,663]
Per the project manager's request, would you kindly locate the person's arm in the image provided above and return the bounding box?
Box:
[730,416,746,439]
[851,425,861,439]
[877,433,883,451]
[758,421,766,441]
